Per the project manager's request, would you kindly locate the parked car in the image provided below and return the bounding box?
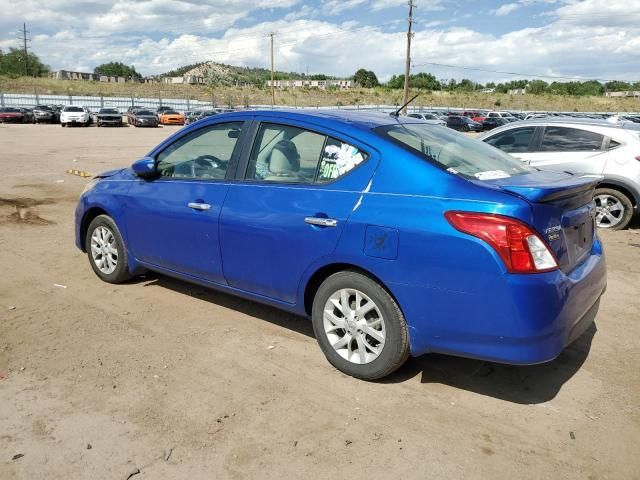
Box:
[19,108,35,123]
[479,118,640,229]
[406,112,446,126]
[486,111,517,120]
[462,111,488,122]
[446,115,483,132]
[130,109,159,128]
[481,117,511,131]
[60,105,90,127]
[75,110,606,380]
[158,110,185,125]
[33,105,56,123]
[126,106,144,124]
[95,108,123,127]
[0,107,27,123]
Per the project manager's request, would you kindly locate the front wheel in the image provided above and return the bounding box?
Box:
[594,188,633,230]
[85,215,133,283]
[312,271,409,380]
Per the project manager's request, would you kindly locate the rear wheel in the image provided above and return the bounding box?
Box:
[594,188,633,230]
[85,215,133,283]
[312,271,409,380]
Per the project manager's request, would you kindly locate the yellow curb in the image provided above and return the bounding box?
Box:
[66,169,93,178]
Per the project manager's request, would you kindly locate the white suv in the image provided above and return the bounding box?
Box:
[60,105,90,127]
[479,118,640,229]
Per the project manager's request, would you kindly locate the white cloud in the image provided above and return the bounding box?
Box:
[370,0,444,12]
[493,3,520,16]
[0,0,638,84]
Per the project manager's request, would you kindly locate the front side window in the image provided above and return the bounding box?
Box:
[485,127,536,153]
[156,122,243,179]
[246,123,367,183]
[376,123,530,180]
[539,127,604,152]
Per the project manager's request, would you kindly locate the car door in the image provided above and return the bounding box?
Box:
[219,119,379,304]
[483,126,538,163]
[525,126,608,174]
[125,121,246,283]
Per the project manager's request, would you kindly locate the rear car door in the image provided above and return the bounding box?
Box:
[484,126,538,163]
[219,119,379,303]
[525,126,608,174]
[125,121,246,283]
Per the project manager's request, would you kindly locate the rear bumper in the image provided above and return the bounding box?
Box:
[399,237,606,364]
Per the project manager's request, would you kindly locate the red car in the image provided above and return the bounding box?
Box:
[0,107,27,123]
[462,111,487,123]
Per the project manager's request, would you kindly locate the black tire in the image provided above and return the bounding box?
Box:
[85,215,133,284]
[61,123,66,127]
[311,271,410,380]
[594,187,634,230]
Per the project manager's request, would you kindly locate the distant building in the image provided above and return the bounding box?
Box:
[605,91,640,98]
[266,79,353,90]
[50,70,131,83]
[163,75,206,85]
[508,88,527,95]
[480,88,495,93]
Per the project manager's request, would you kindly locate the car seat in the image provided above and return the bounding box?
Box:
[264,139,301,180]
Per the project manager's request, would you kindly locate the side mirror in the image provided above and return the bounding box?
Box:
[131,157,157,179]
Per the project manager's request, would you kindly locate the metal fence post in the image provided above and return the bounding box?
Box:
[69,94,73,105]
[0,93,4,107]
[100,96,104,108]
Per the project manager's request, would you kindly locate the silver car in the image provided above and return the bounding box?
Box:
[406,112,447,126]
[478,118,640,229]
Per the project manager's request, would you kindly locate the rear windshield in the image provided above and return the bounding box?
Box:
[375,123,530,180]
[64,106,84,112]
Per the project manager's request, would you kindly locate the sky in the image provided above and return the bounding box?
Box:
[1,0,639,84]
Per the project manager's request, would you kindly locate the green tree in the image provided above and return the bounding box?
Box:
[527,80,548,95]
[604,80,631,92]
[0,48,49,77]
[353,68,379,87]
[206,69,233,87]
[94,62,140,78]
[457,78,475,91]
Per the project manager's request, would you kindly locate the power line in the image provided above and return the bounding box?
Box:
[410,61,634,83]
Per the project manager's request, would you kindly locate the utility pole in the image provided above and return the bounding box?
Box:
[402,0,415,114]
[269,32,276,107]
[20,23,30,77]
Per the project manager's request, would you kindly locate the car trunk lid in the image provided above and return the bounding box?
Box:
[476,170,601,272]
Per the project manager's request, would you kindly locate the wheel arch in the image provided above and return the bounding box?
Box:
[79,206,110,251]
[303,262,402,318]
[598,180,639,208]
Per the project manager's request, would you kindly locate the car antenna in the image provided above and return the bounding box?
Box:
[391,93,420,117]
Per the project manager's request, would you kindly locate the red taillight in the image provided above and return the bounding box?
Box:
[445,211,558,273]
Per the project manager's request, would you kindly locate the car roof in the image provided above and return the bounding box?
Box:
[234,109,416,131]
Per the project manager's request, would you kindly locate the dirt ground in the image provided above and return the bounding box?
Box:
[0,124,639,480]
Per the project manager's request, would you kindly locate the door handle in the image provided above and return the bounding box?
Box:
[188,202,212,211]
[305,217,338,227]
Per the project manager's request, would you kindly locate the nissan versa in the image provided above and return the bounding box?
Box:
[75,110,606,380]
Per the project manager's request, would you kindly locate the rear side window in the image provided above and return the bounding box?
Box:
[608,139,622,150]
[539,127,604,152]
[246,123,367,183]
[485,127,536,153]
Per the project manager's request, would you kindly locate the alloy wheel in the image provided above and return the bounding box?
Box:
[90,226,118,274]
[594,194,625,228]
[323,288,386,364]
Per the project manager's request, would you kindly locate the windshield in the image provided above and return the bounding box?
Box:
[164,110,180,115]
[64,106,84,112]
[99,108,119,114]
[375,123,530,180]
[0,108,21,113]
[136,110,155,116]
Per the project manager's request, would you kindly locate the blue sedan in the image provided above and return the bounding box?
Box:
[75,110,606,380]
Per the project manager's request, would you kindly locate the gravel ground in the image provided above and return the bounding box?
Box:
[1,123,639,479]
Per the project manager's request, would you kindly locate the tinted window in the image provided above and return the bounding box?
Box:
[157,122,242,179]
[246,123,367,183]
[485,127,536,153]
[539,127,604,152]
[64,107,84,112]
[376,123,530,179]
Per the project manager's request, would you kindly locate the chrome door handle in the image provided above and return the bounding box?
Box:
[188,202,212,211]
[305,217,338,227]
